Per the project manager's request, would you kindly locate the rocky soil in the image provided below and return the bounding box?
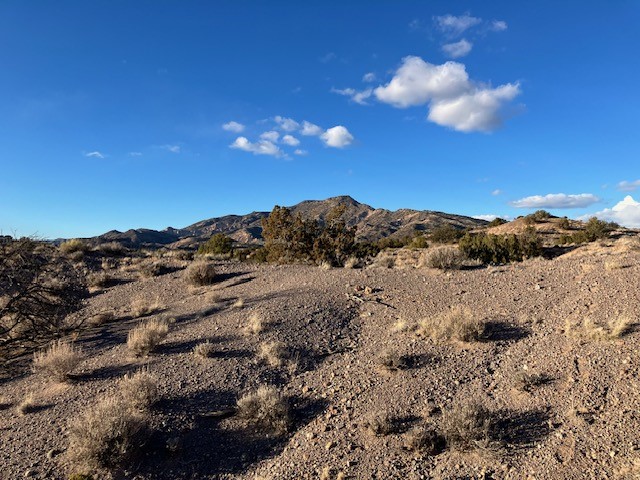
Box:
[2,237,640,479]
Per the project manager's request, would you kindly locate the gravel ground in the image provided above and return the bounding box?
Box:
[1,238,640,479]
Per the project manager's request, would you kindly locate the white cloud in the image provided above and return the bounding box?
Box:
[617,179,640,192]
[294,149,308,156]
[510,193,600,209]
[85,151,104,159]
[491,20,508,32]
[230,137,281,157]
[362,72,376,82]
[260,130,280,142]
[282,134,300,146]
[442,39,473,58]
[128,152,143,157]
[274,115,300,132]
[222,121,245,133]
[320,52,336,63]
[163,145,181,153]
[331,87,373,105]
[491,189,502,196]
[300,120,323,136]
[586,195,640,228]
[373,56,521,132]
[435,14,481,37]
[321,126,354,148]
[473,214,500,221]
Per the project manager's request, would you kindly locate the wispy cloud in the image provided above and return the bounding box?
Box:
[473,214,507,221]
[583,195,640,228]
[282,134,300,146]
[490,20,508,32]
[434,13,481,37]
[372,56,521,132]
[331,87,373,105]
[510,193,600,209]
[259,130,280,142]
[362,72,376,82]
[294,149,308,156]
[230,137,282,157]
[222,121,245,133]
[274,115,300,132]
[321,126,354,148]
[319,52,336,63]
[85,151,105,159]
[128,152,143,157]
[442,39,473,58]
[300,120,323,136]
[491,189,502,196]
[617,179,640,192]
[161,145,181,153]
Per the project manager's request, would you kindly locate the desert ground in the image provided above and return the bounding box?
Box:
[2,234,640,480]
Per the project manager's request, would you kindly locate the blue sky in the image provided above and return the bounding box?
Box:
[2,1,640,238]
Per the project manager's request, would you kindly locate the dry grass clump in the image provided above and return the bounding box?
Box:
[16,393,37,415]
[514,370,549,392]
[131,296,162,318]
[185,261,217,286]
[420,246,465,270]
[127,318,169,357]
[363,411,396,436]
[418,306,485,342]
[566,315,633,341]
[441,400,492,450]
[257,341,288,367]
[243,312,265,335]
[87,272,114,289]
[404,425,446,455]
[67,395,150,470]
[0,395,11,410]
[32,340,84,382]
[139,261,166,278]
[95,241,127,256]
[60,238,90,254]
[89,312,115,326]
[343,256,359,269]
[236,385,291,434]
[118,370,159,411]
[319,260,332,270]
[377,349,408,372]
[193,341,215,358]
[232,298,245,309]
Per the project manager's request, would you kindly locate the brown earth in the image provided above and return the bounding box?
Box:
[2,236,640,479]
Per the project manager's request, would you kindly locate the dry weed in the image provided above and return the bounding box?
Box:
[420,246,465,270]
[131,296,162,318]
[59,239,89,254]
[193,341,215,358]
[87,272,114,290]
[16,393,37,415]
[32,340,84,382]
[185,261,217,286]
[441,399,492,450]
[237,385,291,434]
[418,306,485,342]
[566,315,633,340]
[243,313,265,335]
[319,261,332,270]
[89,312,115,326]
[127,318,169,356]
[363,411,396,435]
[377,349,407,372]
[343,257,359,269]
[119,370,158,411]
[233,298,245,309]
[404,425,446,455]
[257,341,288,367]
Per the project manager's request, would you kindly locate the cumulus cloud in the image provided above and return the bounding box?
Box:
[617,179,640,192]
[434,13,481,37]
[585,195,640,228]
[294,149,308,156]
[222,121,245,133]
[442,39,473,58]
[321,126,354,148]
[473,214,503,221]
[373,56,521,132]
[230,137,281,157]
[331,87,373,105]
[128,152,143,157]
[259,130,280,142]
[510,193,600,209]
[300,120,323,136]
[274,115,300,132]
[282,134,300,146]
[491,20,508,31]
[362,72,376,82]
[85,151,104,159]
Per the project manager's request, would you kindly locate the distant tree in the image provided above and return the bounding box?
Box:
[198,233,234,255]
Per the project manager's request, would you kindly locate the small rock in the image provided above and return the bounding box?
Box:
[326,441,336,450]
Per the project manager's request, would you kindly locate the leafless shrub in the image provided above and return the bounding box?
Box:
[1,239,86,351]
[419,246,465,270]
[363,411,396,436]
[418,306,484,342]
[243,313,264,335]
[185,261,217,286]
[87,272,114,289]
[441,400,492,450]
[139,261,166,278]
[514,370,549,392]
[236,385,291,434]
[193,341,215,358]
[319,260,332,270]
[377,349,408,371]
[32,340,84,382]
[95,242,127,256]
[257,341,288,367]
[67,395,150,469]
[343,256,359,269]
[127,318,169,357]
[89,312,115,326]
[119,370,158,411]
[232,298,245,309]
[59,239,90,254]
[16,393,37,415]
[131,297,162,318]
[566,315,633,341]
[404,425,446,455]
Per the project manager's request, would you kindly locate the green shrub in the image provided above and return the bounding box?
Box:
[197,233,234,255]
[487,218,508,227]
[459,229,541,264]
[429,225,465,244]
[558,217,571,229]
[557,217,617,245]
[408,235,429,249]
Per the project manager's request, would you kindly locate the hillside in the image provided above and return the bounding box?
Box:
[89,196,487,249]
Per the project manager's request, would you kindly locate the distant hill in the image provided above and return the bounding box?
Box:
[89,195,487,249]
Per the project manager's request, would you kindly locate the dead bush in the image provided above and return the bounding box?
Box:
[243,313,265,335]
[139,261,167,278]
[89,312,115,326]
[514,371,549,392]
[418,306,485,342]
[441,400,492,450]
[67,396,150,469]
[363,411,396,436]
[257,341,288,367]
[59,239,90,254]
[420,246,465,270]
[236,385,291,435]
[95,242,127,256]
[32,340,84,382]
[185,261,217,286]
[404,426,446,455]
[87,272,114,289]
[377,349,408,372]
[127,318,169,357]
[119,370,158,411]
[131,297,162,318]
[566,316,633,341]
[16,393,37,415]
[193,341,215,358]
